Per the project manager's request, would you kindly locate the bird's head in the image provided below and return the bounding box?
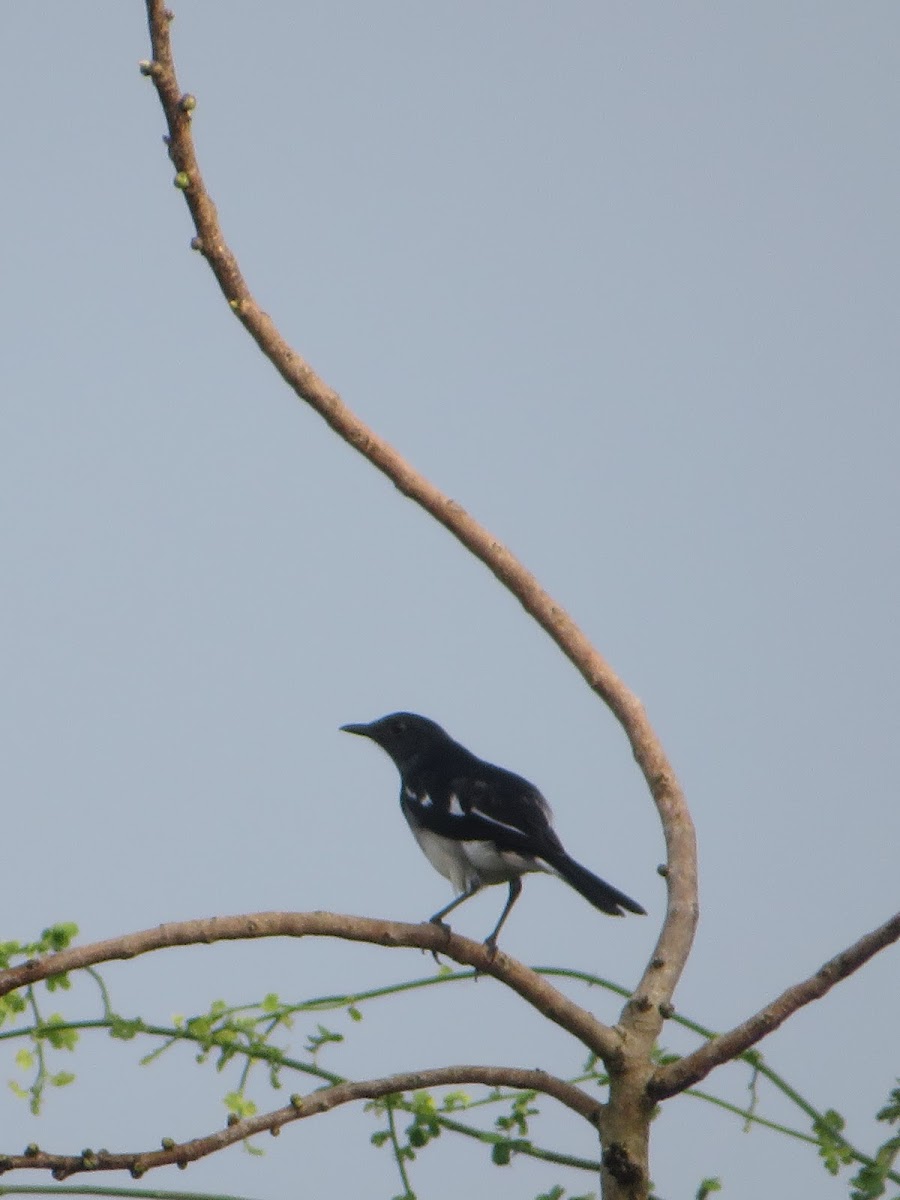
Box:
[340,712,449,772]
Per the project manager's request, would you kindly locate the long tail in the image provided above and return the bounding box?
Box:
[546,851,646,916]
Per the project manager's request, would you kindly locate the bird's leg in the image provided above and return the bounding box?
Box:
[426,885,481,964]
[428,883,482,931]
[484,878,522,956]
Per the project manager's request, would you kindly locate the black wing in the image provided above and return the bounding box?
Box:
[403,757,564,860]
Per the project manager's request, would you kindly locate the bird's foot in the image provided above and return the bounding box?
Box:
[428,916,451,964]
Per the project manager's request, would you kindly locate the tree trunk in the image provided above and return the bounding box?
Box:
[598,1066,654,1200]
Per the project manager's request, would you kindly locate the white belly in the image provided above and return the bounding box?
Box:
[408,821,543,894]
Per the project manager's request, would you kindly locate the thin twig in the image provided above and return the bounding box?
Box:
[385,1098,415,1199]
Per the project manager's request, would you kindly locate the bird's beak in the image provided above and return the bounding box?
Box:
[340,722,372,737]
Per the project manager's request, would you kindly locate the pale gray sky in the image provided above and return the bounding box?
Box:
[3,6,898,1200]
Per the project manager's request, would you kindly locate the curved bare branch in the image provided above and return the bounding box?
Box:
[650,910,900,1099]
[0,911,623,1064]
[0,1063,599,1180]
[140,0,697,1027]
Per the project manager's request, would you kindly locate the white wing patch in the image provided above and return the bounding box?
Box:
[448,793,465,817]
[406,786,432,808]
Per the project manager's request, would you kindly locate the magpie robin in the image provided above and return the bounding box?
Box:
[341,712,645,948]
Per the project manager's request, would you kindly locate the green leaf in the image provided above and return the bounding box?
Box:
[186,1015,213,1042]
[15,1049,35,1071]
[41,923,79,952]
[39,1017,78,1051]
[110,1016,145,1040]
[491,1141,513,1166]
[495,1091,538,1138]
[304,1023,344,1055]
[813,1109,854,1176]
[224,1091,257,1119]
[696,1178,723,1199]
[407,1125,429,1148]
[50,1071,76,1088]
[848,1086,900,1200]
[876,1084,900,1126]
[1,992,27,1021]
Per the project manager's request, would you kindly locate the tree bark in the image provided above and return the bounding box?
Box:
[598,1061,655,1200]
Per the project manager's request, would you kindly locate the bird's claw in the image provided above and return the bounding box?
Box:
[428,916,451,964]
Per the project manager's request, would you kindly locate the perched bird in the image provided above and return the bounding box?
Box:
[341,712,645,949]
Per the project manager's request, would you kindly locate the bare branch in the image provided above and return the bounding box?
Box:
[0,911,623,1064]
[650,910,900,1099]
[0,1064,599,1179]
[140,0,697,1025]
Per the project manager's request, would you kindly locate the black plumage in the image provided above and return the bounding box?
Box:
[341,712,645,948]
